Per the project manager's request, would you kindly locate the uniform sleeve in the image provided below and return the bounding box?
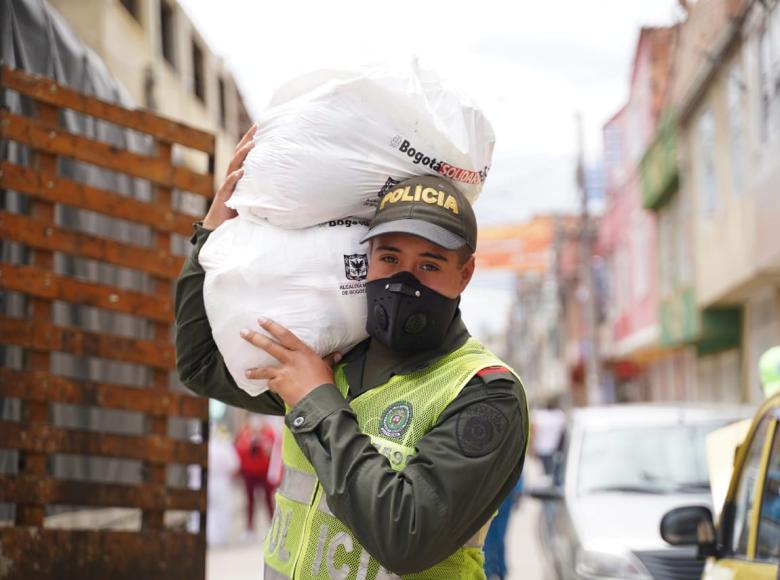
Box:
[286,372,528,574]
[174,223,285,415]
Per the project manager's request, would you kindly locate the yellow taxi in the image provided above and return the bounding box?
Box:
[661,346,780,579]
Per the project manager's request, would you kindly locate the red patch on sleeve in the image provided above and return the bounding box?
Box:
[477,366,509,377]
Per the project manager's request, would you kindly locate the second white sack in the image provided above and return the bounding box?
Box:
[199,216,370,396]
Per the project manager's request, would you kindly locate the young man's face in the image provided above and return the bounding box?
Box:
[367,233,475,299]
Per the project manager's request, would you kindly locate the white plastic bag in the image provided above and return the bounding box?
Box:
[199,217,370,396]
[227,61,494,228]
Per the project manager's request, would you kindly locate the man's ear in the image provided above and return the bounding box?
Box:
[458,254,476,293]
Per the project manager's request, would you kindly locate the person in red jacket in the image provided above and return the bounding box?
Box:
[234,415,277,534]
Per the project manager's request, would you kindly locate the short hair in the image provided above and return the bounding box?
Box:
[456,245,474,268]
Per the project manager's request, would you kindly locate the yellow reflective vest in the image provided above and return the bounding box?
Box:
[263,338,522,580]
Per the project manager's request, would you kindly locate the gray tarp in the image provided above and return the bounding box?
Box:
[0,0,203,525]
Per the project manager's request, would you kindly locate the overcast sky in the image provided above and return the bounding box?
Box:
[180,0,681,227]
[178,0,681,334]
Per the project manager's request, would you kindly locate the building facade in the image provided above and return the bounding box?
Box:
[48,0,252,182]
[745,0,780,402]
[598,27,677,402]
[495,216,573,405]
[643,0,780,404]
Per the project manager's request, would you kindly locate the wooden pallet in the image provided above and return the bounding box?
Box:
[0,65,214,580]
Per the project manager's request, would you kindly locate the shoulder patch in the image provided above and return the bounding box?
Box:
[456,402,509,457]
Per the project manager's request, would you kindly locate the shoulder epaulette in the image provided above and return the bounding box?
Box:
[473,366,516,384]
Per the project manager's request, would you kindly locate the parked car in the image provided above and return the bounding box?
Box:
[661,392,780,579]
[529,404,753,580]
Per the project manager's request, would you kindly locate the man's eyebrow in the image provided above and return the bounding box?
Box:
[420,251,448,262]
[376,245,400,252]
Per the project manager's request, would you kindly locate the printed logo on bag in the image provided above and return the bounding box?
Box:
[343,254,368,281]
[393,137,490,186]
[379,184,460,214]
[326,218,370,228]
[367,177,402,208]
[380,401,413,439]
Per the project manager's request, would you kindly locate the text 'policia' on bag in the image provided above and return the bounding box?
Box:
[199,61,495,396]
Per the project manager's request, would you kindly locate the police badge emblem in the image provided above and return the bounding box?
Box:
[343,254,368,281]
[379,401,413,439]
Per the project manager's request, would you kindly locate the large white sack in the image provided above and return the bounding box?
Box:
[227,61,494,228]
[199,217,370,396]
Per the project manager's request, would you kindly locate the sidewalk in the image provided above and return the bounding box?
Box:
[505,459,548,580]
[206,478,270,580]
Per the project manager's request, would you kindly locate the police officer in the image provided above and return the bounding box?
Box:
[175,127,528,579]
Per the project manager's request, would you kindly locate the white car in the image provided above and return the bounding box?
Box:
[529,404,753,580]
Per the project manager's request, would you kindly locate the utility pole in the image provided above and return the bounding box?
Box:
[576,113,601,405]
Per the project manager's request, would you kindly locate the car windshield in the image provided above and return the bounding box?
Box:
[577,422,729,495]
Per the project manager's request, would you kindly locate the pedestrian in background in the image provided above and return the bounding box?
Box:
[234,414,277,536]
[483,473,524,580]
[531,398,566,476]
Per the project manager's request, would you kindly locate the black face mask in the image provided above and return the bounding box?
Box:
[365,271,459,352]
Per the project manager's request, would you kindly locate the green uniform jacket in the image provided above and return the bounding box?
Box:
[175,224,529,575]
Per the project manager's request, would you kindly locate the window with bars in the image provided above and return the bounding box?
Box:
[191,40,205,103]
[218,78,227,129]
[160,1,176,68]
[696,109,718,216]
[727,64,745,195]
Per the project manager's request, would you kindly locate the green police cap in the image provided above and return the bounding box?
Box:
[360,175,477,252]
[759,345,780,398]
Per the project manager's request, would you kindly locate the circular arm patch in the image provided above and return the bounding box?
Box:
[456,402,509,457]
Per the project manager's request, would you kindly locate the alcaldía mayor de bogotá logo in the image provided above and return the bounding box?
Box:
[343,254,368,281]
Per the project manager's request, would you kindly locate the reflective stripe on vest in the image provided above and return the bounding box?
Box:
[265,338,526,579]
[278,465,317,505]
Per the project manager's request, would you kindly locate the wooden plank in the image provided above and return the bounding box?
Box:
[0,476,205,511]
[0,69,210,580]
[0,162,196,236]
[0,528,206,580]
[0,263,173,323]
[0,422,207,466]
[145,141,175,532]
[16,101,58,527]
[0,317,175,369]
[0,110,213,197]
[0,368,207,418]
[1,65,215,153]
[0,211,184,280]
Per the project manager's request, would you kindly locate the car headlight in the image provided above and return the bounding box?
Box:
[575,546,652,580]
